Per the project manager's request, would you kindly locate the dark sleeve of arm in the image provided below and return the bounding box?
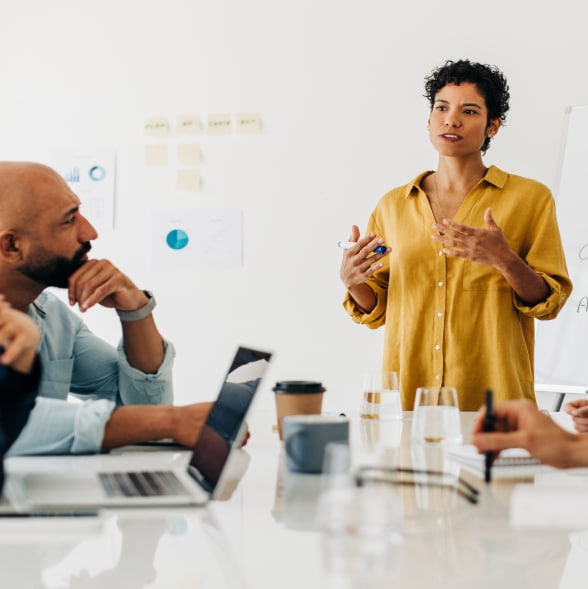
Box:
[0,357,42,448]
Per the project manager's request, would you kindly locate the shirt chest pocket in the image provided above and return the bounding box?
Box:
[462,239,522,291]
[39,358,74,399]
[462,263,508,291]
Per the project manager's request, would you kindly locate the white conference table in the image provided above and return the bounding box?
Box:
[1,411,586,588]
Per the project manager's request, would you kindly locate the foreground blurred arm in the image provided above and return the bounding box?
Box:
[564,399,588,433]
[472,400,588,469]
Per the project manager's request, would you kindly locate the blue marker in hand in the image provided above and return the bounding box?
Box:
[338,241,387,255]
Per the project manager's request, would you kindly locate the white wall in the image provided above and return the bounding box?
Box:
[1,0,587,422]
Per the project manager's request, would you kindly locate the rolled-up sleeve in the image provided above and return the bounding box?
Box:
[37,293,175,407]
[342,286,387,328]
[6,397,115,456]
[511,189,572,320]
[514,273,571,319]
[117,339,175,405]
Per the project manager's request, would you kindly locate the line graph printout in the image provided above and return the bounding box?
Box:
[151,208,242,268]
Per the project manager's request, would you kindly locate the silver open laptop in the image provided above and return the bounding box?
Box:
[6,346,272,510]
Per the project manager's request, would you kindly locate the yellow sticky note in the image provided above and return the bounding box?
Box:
[144,144,168,166]
[144,117,169,137]
[176,169,201,191]
[237,112,262,133]
[177,143,202,165]
[208,114,232,135]
[177,114,202,134]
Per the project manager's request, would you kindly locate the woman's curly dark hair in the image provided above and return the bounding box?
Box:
[424,59,510,153]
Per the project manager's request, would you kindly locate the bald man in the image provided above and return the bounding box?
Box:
[0,161,211,455]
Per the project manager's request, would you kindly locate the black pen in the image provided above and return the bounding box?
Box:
[482,389,494,483]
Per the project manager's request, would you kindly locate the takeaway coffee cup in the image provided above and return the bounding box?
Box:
[273,380,326,440]
[283,414,350,474]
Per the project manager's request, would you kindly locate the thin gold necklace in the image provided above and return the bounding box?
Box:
[432,173,449,220]
[432,169,488,221]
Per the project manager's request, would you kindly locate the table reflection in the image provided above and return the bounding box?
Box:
[0,508,246,589]
[268,413,574,588]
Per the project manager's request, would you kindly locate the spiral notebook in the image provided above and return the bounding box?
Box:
[444,445,554,479]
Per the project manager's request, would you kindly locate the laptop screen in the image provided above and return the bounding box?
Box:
[187,346,271,492]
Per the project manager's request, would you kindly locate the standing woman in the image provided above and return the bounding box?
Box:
[340,59,572,411]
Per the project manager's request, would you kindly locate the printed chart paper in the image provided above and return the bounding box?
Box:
[52,148,116,232]
[151,208,242,268]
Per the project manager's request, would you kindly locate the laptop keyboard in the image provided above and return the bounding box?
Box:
[98,471,189,498]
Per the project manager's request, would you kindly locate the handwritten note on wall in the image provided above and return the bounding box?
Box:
[142,111,262,191]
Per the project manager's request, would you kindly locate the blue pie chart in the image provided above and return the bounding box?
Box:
[166,229,189,250]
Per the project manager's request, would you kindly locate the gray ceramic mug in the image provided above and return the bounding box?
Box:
[283,414,349,474]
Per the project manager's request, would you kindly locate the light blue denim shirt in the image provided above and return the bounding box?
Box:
[8,292,174,456]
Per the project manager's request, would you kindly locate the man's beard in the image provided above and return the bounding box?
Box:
[18,243,92,288]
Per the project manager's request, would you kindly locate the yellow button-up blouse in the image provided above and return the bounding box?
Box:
[343,166,572,411]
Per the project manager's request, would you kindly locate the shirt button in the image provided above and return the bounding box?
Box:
[438,281,444,287]
[438,250,444,256]
[435,374,441,381]
[434,344,440,350]
[437,312,443,317]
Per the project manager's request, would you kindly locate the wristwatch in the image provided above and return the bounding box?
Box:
[116,290,156,322]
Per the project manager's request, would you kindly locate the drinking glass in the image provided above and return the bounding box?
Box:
[411,386,462,446]
[318,480,402,582]
[359,371,401,421]
[321,441,353,491]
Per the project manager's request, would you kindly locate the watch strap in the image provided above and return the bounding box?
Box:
[116,290,156,322]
